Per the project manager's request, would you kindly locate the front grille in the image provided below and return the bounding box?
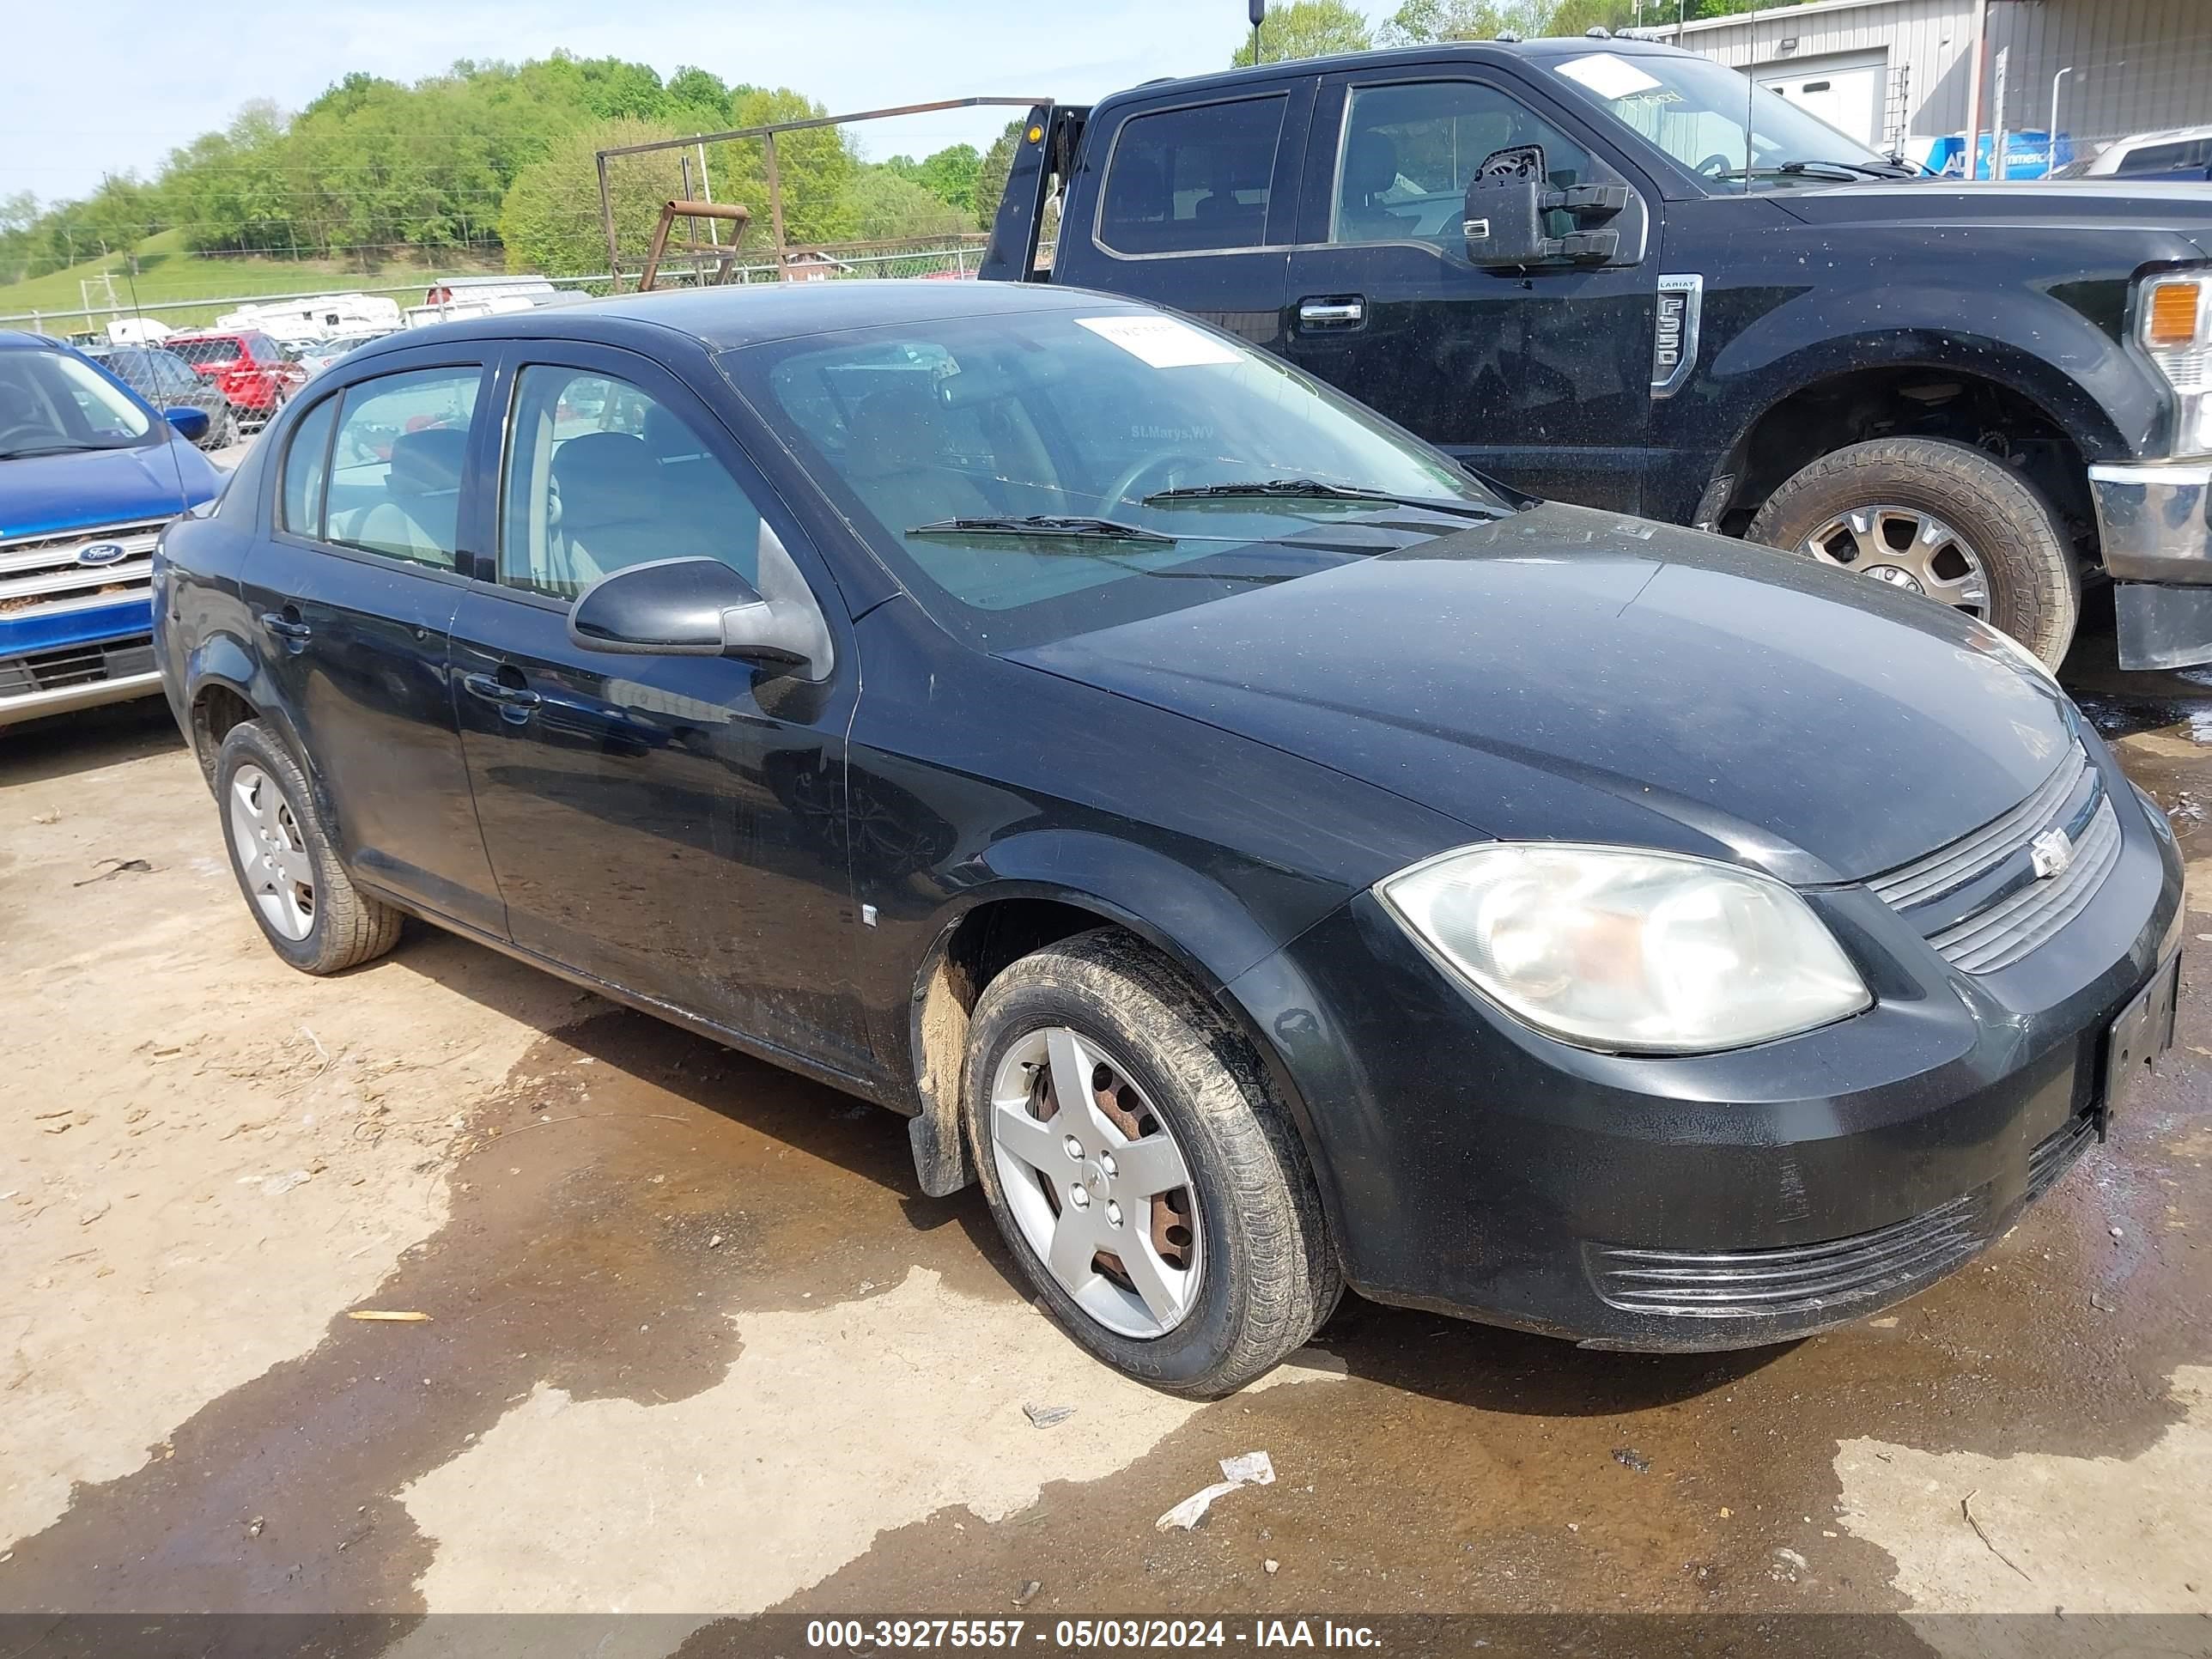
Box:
[1587,1191,1986,1320]
[0,520,167,621]
[1926,797,2123,973]
[1866,740,2121,975]
[0,634,154,696]
[1869,745,2089,909]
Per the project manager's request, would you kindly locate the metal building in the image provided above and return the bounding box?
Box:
[1661,0,2212,173]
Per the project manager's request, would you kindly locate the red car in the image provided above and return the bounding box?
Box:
[164,330,305,425]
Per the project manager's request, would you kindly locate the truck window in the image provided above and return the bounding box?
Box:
[1098,96,1285,256]
[1332,81,1589,249]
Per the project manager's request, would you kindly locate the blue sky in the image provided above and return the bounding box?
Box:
[5,0,1330,204]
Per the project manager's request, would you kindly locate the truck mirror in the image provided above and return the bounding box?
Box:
[1463,173,1550,266]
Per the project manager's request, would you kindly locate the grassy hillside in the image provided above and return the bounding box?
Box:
[0,229,505,333]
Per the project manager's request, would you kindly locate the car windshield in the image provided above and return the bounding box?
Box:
[1549,50,1898,187]
[0,347,155,458]
[725,307,1507,650]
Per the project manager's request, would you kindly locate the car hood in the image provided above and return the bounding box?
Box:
[0,440,219,539]
[1007,503,2079,885]
[1776,178,2212,243]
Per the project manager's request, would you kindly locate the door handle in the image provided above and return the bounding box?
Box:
[259,611,312,642]
[462,672,542,710]
[1297,296,1365,329]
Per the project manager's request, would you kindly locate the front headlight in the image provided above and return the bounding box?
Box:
[2137,273,2212,458]
[1376,842,1871,1055]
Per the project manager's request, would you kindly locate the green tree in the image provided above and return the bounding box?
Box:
[915,143,981,215]
[841,168,967,241]
[972,119,1025,231]
[499,116,687,278]
[1231,0,1373,65]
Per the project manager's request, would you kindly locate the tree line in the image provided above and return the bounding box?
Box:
[1233,0,1814,66]
[0,53,1022,285]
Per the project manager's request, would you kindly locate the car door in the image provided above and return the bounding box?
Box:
[237,355,505,933]
[1281,68,1661,511]
[447,342,870,1070]
[1052,82,1314,354]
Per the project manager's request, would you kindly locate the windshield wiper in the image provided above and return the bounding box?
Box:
[0,441,102,460]
[905,514,1176,544]
[1142,478,1497,519]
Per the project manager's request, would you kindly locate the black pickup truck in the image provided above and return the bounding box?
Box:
[982,34,2212,672]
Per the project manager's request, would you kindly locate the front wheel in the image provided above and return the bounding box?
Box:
[198,408,237,452]
[1747,437,2081,668]
[963,929,1340,1398]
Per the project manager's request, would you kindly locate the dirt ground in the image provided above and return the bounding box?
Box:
[2,635,2208,1651]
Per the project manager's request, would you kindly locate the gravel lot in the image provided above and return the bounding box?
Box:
[1,570,2207,1643]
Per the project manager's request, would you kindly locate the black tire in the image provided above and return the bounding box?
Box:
[963,928,1340,1398]
[1747,437,2081,669]
[214,720,403,975]
[198,408,236,452]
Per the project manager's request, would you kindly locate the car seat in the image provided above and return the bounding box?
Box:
[352,426,468,562]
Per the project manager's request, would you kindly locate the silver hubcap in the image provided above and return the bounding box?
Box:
[1799,504,1991,617]
[227,763,315,941]
[988,1026,1202,1339]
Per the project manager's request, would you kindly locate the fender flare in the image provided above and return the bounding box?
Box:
[1692,298,2145,522]
[898,830,1344,1230]
[181,631,317,807]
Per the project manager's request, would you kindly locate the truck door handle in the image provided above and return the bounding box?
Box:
[462,672,542,711]
[1297,296,1365,329]
[259,611,312,643]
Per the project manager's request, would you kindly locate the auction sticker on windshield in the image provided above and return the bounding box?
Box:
[1555,52,1664,100]
[1076,315,1242,368]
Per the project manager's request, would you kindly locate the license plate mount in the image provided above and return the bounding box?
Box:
[2100,953,2181,1139]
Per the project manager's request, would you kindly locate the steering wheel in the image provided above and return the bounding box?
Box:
[1100,452,1203,514]
[1695,153,1734,179]
[0,421,47,451]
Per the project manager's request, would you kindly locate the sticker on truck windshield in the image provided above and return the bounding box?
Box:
[1556,53,1664,101]
[1076,316,1241,368]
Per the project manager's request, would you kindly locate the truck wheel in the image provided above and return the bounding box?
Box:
[215,720,403,975]
[1747,437,2080,668]
[963,928,1340,1398]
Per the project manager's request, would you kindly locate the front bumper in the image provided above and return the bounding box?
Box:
[1228,757,2185,1351]
[2087,461,2212,667]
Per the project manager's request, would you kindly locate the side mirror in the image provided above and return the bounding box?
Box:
[164,406,211,443]
[1463,143,1626,267]
[567,526,834,682]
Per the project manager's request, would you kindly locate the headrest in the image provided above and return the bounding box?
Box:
[1343,129,1400,204]
[386,426,468,498]
[551,432,662,530]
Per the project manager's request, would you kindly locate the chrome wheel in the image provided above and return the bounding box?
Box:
[227,763,315,940]
[988,1025,1202,1339]
[1799,504,1990,617]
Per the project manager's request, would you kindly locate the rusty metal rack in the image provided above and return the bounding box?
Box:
[595,95,1044,290]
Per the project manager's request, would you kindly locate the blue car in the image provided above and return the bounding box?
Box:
[1,331,226,727]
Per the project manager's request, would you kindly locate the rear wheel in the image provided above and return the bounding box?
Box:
[963,928,1340,1397]
[216,720,402,975]
[198,407,236,451]
[1747,437,2080,668]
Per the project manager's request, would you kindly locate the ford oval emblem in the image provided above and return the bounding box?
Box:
[76,542,129,567]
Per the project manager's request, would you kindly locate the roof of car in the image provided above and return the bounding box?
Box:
[346,277,1149,359]
[1096,33,1694,106]
[0,331,82,353]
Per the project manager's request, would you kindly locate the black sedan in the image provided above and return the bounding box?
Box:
[153,282,2185,1395]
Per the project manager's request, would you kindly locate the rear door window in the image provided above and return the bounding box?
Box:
[1097,96,1287,255]
[278,395,340,536]
[321,367,483,568]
